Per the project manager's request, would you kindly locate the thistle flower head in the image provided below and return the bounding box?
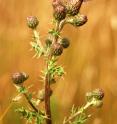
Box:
[66,0,84,16]
[86,89,104,101]
[12,72,29,85]
[52,43,63,56]
[27,16,39,29]
[92,88,104,100]
[76,14,88,26]
[67,14,87,27]
[86,89,104,108]
[60,38,70,48]
[53,4,66,21]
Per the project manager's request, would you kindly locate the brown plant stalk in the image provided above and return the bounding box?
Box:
[44,22,60,124]
[44,0,84,123]
[45,72,52,124]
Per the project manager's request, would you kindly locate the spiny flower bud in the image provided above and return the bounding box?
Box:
[52,43,63,56]
[27,16,39,29]
[12,72,29,85]
[92,89,104,100]
[53,5,66,21]
[86,89,104,108]
[60,38,70,48]
[66,0,84,16]
[67,14,87,27]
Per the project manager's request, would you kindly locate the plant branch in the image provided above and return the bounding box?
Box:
[14,85,41,114]
[23,93,38,112]
[54,21,60,43]
[23,93,45,115]
[58,20,66,32]
[63,102,92,124]
[44,20,64,124]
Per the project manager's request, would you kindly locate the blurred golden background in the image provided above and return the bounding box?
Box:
[0,0,117,124]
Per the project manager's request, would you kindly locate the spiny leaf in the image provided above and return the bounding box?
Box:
[49,29,60,37]
[30,42,43,58]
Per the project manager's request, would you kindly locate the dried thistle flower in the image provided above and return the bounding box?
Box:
[27,16,39,29]
[53,5,66,21]
[52,43,63,56]
[12,72,29,85]
[66,0,84,16]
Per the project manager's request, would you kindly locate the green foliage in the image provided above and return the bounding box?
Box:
[15,107,44,124]
[72,113,89,124]
[48,57,64,77]
[49,29,60,37]
[35,114,44,124]
[70,105,78,116]
[18,86,36,103]
[30,41,43,58]
[63,105,91,124]
[41,57,64,83]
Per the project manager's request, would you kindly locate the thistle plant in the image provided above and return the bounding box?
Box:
[10,0,104,124]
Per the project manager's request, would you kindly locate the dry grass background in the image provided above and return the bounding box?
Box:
[0,0,117,124]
